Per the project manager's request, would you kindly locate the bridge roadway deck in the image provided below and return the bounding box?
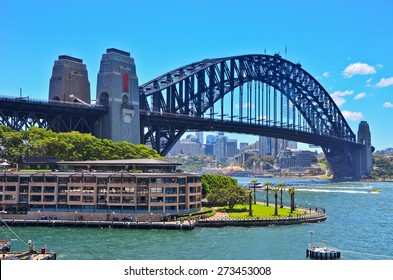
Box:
[140,110,361,149]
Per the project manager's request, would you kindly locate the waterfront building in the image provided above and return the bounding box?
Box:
[277,149,315,169]
[0,159,202,218]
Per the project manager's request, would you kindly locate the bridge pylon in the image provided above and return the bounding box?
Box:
[49,55,91,104]
[95,48,140,144]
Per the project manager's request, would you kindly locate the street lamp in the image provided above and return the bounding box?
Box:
[37,210,40,220]
[75,211,78,221]
[249,179,259,204]
[248,191,253,217]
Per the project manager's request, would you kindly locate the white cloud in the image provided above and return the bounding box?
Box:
[330,90,354,107]
[332,97,346,107]
[354,92,366,100]
[383,102,393,108]
[342,62,376,78]
[331,90,354,97]
[342,111,364,121]
[376,77,393,87]
[322,71,330,78]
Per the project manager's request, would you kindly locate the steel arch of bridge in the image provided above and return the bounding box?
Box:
[139,54,365,179]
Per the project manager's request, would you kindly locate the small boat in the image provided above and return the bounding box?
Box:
[1,218,57,260]
[368,189,381,193]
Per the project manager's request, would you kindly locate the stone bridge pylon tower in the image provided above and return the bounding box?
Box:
[95,48,140,144]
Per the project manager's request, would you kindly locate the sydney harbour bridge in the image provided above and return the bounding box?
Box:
[0,48,373,180]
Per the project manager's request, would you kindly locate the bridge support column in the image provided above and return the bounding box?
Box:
[356,121,373,177]
[324,121,373,181]
[95,48,140,144]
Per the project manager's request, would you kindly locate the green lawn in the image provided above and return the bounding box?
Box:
[218,204,306,219]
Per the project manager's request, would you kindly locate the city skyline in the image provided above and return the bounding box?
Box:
[1,0,392,150]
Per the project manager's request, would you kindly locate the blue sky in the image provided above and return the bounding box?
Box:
[1,0,393,151]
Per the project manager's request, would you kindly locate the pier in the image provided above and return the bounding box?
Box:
[1,218,196,230]
[1,211,326,230]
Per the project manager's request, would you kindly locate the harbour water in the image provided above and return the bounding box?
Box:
[2,178,392,260]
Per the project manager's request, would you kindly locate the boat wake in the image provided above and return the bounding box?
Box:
[297,188,369,194]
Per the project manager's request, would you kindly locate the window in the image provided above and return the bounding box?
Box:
[122,196,134,203]
[69,196,81,202]
[82,196,94,203]
[165,188,177,194]
[31,186,42,193]
[44,186,55,193]
[151,178,162,184]
[5,186,16,192]
[122,186,134,194]
[165,197,177,204]
[150,196,163,203]
[43,195,55,202]
[150,187,163,193]
[6,176,18,182]
[5,195,16,201]
[30,195,42,202]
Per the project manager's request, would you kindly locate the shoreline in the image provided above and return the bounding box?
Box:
[1,210,326,230]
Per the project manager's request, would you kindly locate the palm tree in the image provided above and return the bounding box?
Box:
[276,183,287,208]
[263,181,272,206]
[249,179,259,204]
[287,187,297,213]
[272,187,280,216]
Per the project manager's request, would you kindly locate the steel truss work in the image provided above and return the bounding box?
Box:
[139,54,364,179]
[0,96,106,133]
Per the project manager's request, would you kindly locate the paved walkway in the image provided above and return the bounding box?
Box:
[205,208,229,220]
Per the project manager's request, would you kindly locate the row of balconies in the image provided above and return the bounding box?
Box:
[3,176,196,185]
[1,193,200,205]
[0,186,200,195]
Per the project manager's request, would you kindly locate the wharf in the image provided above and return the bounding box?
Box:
[1,211,326,230]
[1,251,56,260]
[1,218,196,230]
[196,212,327,227]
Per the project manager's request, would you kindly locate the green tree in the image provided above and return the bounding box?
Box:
[272,187,280,216]
[276,183,287,208]
[263,181,272,206]
[261,156,275,169]
[287,187,297,213]
[244,156,260,169]
[201,174,238,196]
[206,184,248,209]
[0,129,26,164]
[0,125,161,164]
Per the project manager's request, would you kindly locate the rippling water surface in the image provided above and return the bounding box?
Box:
[2,179,392,260]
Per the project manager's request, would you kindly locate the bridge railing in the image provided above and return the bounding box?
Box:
[0,95,106,111]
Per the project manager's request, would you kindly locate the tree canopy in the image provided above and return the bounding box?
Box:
[202,174,248,209]
[0,125,161,164]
